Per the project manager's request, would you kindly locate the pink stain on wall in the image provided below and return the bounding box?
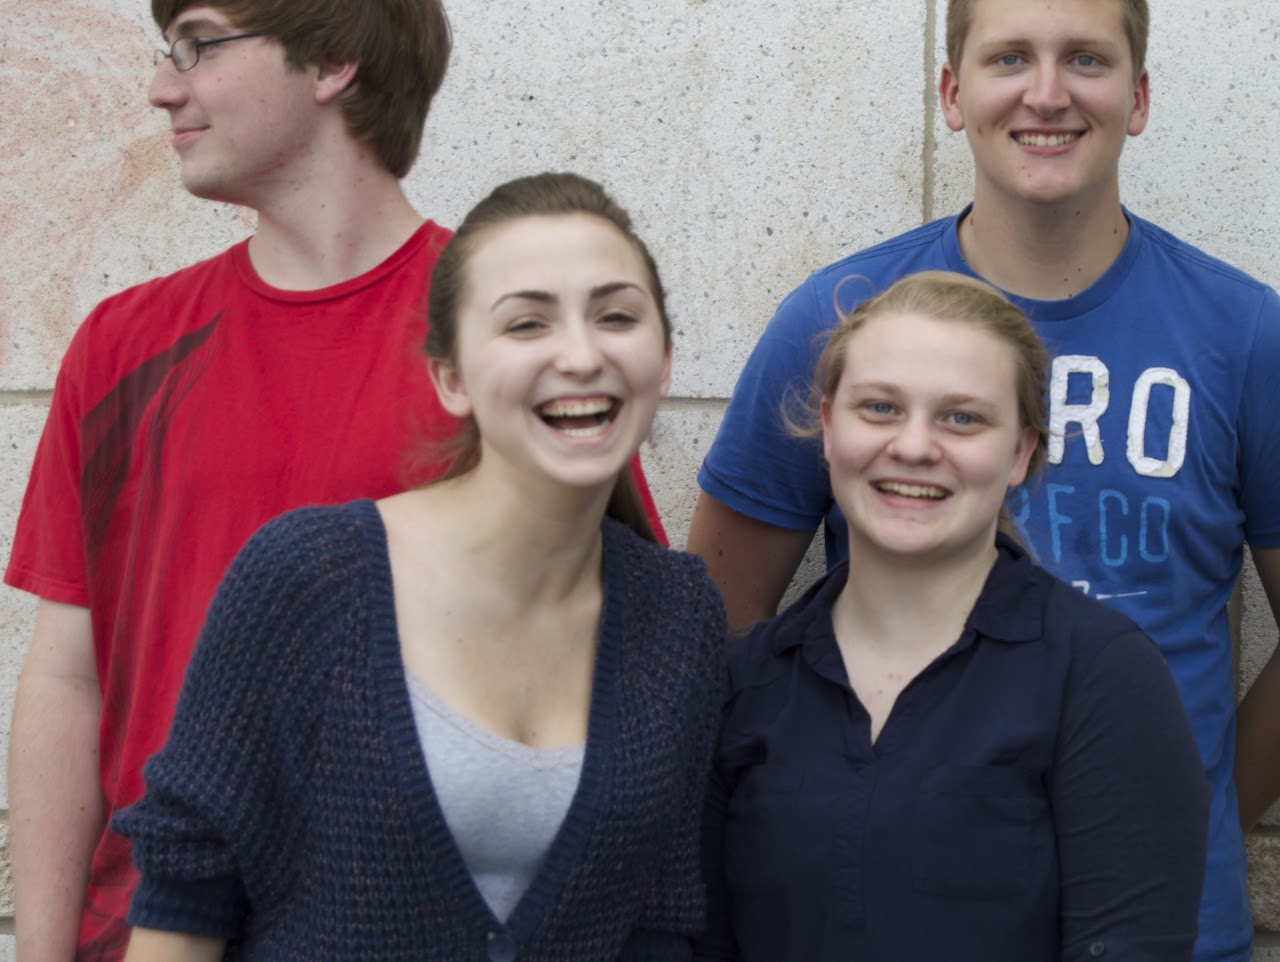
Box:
[1,1,175,383]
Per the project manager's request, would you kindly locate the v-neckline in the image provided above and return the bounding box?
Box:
[356,498,624,939]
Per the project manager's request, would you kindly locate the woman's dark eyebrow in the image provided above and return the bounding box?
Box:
[491,281,644,311]
[490,290,554,310]
[589,281,644,300]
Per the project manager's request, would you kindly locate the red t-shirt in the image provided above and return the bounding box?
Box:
[5,222,665,961]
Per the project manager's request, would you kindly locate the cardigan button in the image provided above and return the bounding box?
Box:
[1090,942,1106,957]
[487,931,518,962]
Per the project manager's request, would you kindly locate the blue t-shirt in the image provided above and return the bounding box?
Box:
[699,209,1280,962]
[697,536,1209,962]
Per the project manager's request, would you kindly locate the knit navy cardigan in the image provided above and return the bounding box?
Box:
[115,500,727,962]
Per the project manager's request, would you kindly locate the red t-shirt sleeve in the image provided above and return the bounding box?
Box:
[5,332,92,606]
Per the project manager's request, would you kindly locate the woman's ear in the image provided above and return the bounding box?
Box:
[1007,425,1038,488]
[659,338,672,399]
[428,357,473,419]
[820,397,833,464]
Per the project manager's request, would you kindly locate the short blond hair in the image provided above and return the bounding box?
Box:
[946,0,1148,76]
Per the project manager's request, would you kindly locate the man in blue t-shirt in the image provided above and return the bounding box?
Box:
[689,1,1280,959]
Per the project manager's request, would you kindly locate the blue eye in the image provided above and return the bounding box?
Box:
[997,53,1022,67]
[947,411,977,426]
[1074,53,1098,67]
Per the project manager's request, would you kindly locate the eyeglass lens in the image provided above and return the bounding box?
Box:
[153,34,260,71]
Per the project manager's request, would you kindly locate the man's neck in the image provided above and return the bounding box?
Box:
[242,142,425,291]
[957,185,1130,302]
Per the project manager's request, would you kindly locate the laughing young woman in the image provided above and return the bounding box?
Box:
[115,173,726,962]
[696,272,1209,962]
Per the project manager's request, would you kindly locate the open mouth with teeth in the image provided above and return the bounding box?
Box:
[537,397,621,437]
[875,481,948,501]
[1014,132,1082,148]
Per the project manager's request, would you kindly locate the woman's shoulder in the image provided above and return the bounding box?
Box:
[184,501,391,725]
[600,517,727,666]
[601,516,718,599]
[1007,551,1166,684]
[214,499,388,617]
[239,499,383,565]
[1026,562,1149,642]
[725,564,845,695]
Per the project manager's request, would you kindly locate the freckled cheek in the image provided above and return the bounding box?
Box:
[824,434,875,477]
[619,341,671,394]
[493,368,541,409]
[456,354,534,414]
[635,359,669,393]
[966,455,1013,490]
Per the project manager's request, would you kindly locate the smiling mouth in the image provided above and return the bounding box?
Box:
[1014,132,1082,148]
[537,397,620,437]
[875,481,948,500]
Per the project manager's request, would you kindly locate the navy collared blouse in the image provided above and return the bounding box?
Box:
[696,536,1209,962]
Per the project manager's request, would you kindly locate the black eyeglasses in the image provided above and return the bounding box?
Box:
[154,33,263,72]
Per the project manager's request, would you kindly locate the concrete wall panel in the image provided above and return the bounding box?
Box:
[410,1,930,399]
[0,3,250,390]
[1240,550,1280,830]
[1252,835,1280,931]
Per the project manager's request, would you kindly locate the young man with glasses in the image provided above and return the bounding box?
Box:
[689,0,1280,958]
[5,3,663,960]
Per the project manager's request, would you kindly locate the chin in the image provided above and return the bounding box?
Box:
[538,458,632,494]
[859,521,983,563]
[179,170,243,206]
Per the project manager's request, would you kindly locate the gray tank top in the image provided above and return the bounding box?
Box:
[406,676,585,922]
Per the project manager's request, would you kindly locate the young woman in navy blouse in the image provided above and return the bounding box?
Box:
[696,271,1209,962]
[115,173,727,962]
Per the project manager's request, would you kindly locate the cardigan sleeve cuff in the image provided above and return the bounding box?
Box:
[128,871,248,940]
[619,929,693,962]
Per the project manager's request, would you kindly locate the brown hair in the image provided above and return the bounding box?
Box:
[946,0,1148,76]
[800,272,1048,536]
[426,172,671,543]
[152,0,450,178]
